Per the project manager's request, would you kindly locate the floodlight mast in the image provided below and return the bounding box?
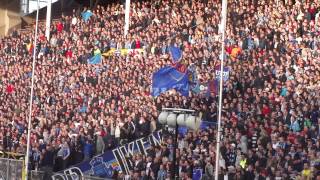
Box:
[215,0,228,179]
[124,0,131,36]
[159,108,197,179]
[25,0,40,179]
[45,0,52,40]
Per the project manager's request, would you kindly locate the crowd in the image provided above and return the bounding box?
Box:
[0,0,320,179]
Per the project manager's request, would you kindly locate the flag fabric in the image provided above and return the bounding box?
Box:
[169,46,182,63]
[152,66,189,97]
[88,54,102,65]
[207,79,219,96]
[174,62,187,73]
[81,10,93,22]
[192,168,203,180]
[187,64,200,94]
[215,65,230,81]
[27,43,34,55]
[94,48,101,55]
[102,48,116,57]
[102,48,144,57]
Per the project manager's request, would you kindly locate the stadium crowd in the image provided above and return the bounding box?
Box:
[0,0,320,179]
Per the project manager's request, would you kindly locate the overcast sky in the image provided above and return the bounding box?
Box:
[27,0,59,14]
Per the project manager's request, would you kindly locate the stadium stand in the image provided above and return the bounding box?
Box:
[0,0,320,179]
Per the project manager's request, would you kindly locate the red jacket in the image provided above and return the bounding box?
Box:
[6,84,14,94]
[262,106,271,116]
[56,22,64,33]
[65,49,73,58]
[135,40,141,49]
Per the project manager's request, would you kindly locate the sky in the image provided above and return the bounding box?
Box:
[27,0,59,14]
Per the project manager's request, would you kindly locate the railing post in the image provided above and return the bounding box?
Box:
[6,159,9,180]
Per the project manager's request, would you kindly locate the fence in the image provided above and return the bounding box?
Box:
[0,158,24,180]
[30,170,111,180]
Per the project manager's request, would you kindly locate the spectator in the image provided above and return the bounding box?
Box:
[0,0,319,179]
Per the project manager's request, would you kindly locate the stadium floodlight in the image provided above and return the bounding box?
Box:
[166,113,177,127]
[157,108,200,180]
[158,111,169,125]
[176,114,187,126]
[185,115,201,130]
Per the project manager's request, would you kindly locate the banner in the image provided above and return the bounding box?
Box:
[52,130,163,179]
[215,65,230,81]
[207,79,219,96]
[102,48,145,57]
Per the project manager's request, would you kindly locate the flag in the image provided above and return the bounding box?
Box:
[94,48,101,55]
[27,43,34,55]
[169,46,182,63]
[102,48,116,57]
[81,10,93,22]
[152,66,189,97]
[174,62,187,73]
[187,64,200,94]
[215,65,230,81]
[207,79,219,96]
[88,54,102,65]
[192,168,203,180]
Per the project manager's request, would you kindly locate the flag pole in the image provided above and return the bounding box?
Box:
[25,0,40,179]
[45,0,52,40]
[124,0,131,36]
[215,0,228,179]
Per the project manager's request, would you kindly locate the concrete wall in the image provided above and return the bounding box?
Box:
[0,0,22,37]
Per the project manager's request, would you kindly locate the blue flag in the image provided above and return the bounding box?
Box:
[81,10,93,22]
[192,168,203,180]
[187,64,200,94]
[152,66,189,97]
[88,54,102,65]
[169,46,182,63]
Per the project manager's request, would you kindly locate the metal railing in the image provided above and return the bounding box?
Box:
[0,158,24,180]
[30,170,111,180]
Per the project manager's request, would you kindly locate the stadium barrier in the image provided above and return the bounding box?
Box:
[31,170,110,180]
[0,157,24,180]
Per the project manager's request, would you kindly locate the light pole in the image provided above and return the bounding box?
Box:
[25,0,40,179]
[124,0,131,36]
[158,108,201,180]
[45,0,52,40]
[215,0,228,179]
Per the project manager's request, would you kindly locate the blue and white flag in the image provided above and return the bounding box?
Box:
[81,10,93,22]
[88,54,102,65]
[215,65,230,81]
[192,168,203,180]
[152,66,189,97]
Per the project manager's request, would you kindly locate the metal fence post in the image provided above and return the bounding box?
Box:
[6,159,9,180]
